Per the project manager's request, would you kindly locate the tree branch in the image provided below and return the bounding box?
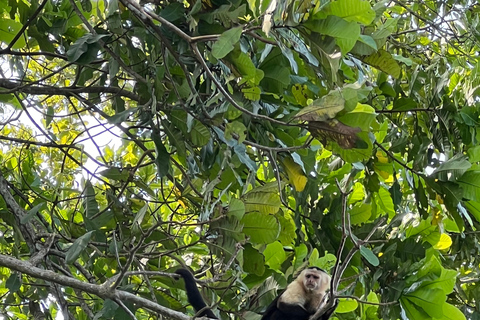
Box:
[0,254,190,320]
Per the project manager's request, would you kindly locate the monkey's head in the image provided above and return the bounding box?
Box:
[301,267,331,292]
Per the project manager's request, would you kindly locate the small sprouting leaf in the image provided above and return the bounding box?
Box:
[65,231,94,264]
[212,27,243,59]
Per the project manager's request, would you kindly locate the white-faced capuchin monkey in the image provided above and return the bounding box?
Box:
[175,268,218,319]
[261,267,337,320]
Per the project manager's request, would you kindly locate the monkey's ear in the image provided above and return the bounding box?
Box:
[321,274,331,291]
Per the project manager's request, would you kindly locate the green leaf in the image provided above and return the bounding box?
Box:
[402,288,445,319]
[277,214,296,245]
[360,245,379,266]
[243,183,281,214]
[67,33,108,64]
[6,274,21,292]
[431,154,471,179]
[159,2,185,22]
[191,121,210,147]
[241,86,261,101]
[241,212,279,244]
[233,144,257,172]
[132,204,148,234]
[228,199,245,220]
[226,50,264,86]
[263,241,286,269]
[65,231,94,264]
[295,92,345,121]
[212,27,243,59]
[151,131,171,178]
[99,168,130,181]
[362,49,401,78]
[337,103,376,131]
[457,171,480,202]
[335,298,359,313]
[107,107,138,124]
[349,203,372,225]
[20,203,45,224]
[225,121,247,143]
[83,181,99,218]
[243,244,265,276]
[393,97,417,111]
[329,0,375,25]
[0,19,26,49]
[442,303,466,320]
[306,16,361,54]
[375,188,395,218]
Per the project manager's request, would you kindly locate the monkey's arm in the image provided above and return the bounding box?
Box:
[277,300,311,318]
[261,296,311,320]
[175,268,218,319]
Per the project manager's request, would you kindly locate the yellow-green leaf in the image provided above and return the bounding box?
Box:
[434,233,453,250]
[282,157,308,192]
[295,92,345,121]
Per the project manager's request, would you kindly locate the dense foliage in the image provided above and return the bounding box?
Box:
[0,0,479,319]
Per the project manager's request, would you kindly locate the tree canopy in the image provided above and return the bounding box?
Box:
[0,0,479,319]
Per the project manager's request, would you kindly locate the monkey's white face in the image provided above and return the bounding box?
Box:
[303,271,321,290]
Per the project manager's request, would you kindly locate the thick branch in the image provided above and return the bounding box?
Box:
[0,79,139,101]
[0,254,189,320]
[0,171,38,251]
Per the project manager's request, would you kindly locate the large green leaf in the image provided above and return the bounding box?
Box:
[329,0,375,25]
[241,212,280,244]
[295,92,345,121]
[402,288,445,319]
[0,19,26,49]
[306,16,361,54]
[458,171,480,202]
[243,183,282,214]
[67,33,108,64]
[212,27,243,59]
[263,241,286,269]
[361,49,401,78]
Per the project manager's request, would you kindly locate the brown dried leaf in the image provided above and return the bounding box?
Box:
[308,120,362,149]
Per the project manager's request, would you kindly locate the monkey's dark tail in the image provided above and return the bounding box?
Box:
[175,268,218,319]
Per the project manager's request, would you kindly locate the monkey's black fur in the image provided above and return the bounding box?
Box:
[175,268,218,319]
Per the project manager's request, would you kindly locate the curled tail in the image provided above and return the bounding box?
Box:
[175,268,218,319]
